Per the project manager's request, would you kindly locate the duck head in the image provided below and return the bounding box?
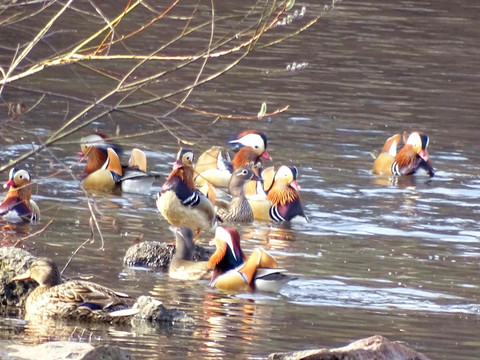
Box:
[4,168,32,190]
[229,167,263,197]
[228,130,269,155]
[267,166,301,206]
[208,227,244,278]
[395,131,431,169]
[12,258,62,287]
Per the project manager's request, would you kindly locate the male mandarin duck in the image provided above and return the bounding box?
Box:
[194,146,233,188]
[12,258,138,322]
[229,130,271,172]
[248,165,307,222]
[121,148,158,194]
[372,131,434,177]
[0,168,40,223]
[207,227,288,292]
[80,133,122,176]
[81,148,123,191]
[156,149,216,241]
[215,167,262,223]
[168,226,210,280]
[194,130,271,188]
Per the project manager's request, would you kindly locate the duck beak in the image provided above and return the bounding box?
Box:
[418,149,429,162]
[12,270,31,281]
[290,179,300,191]
[3,179,15,189]
[261,151,272,161]
[173,159,183,170]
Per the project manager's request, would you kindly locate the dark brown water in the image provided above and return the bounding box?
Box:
[1,1,480,359]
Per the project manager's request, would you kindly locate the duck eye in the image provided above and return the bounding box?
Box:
[242,170,248,175]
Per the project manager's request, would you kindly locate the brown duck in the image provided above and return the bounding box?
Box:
[215,167,262,223]
[12,258,137,322]
[168,226,210,280]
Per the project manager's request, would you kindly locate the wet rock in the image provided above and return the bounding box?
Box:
[132,295,194,328]
[0,341,133,360]
[268,335,431,360]
[123,241,213,270]
[0,247,36,312]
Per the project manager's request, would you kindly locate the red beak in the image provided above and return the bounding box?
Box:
[261,151,272,161]
[4,179,15,189]
[173,159,183,170]
[290,179,300,191]
[418,149,429,162]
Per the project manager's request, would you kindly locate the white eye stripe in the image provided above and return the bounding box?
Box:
[231,133,265,151]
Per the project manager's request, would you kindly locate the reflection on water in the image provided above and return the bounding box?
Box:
[1,0,480,359]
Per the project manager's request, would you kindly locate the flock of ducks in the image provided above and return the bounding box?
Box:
[3,129,434,322]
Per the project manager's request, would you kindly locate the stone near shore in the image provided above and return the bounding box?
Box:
[268,335,431,360]
[0,247,36,312]
[132,295,194,327]
[123,240,213,270]
[0,341,133,360]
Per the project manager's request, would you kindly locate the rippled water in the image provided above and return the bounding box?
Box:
[1,1,480,359]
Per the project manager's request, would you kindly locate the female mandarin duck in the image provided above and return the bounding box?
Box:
[215,167,262,223]
[12,258,137,322]
[372,131,434,177]
[80,133,122,176]
[207,227,288,292]
[194,130,271,188]
[248,165,307,222]
[81,148,123,191]
[156,149,216,241]
[169,226,210,280]
[0,168,40,223]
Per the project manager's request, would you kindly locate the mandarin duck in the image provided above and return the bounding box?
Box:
[156,149,216,241]
[80,133,122,176]
[81,148,123,191]
[0,168,40,223]
[215,167,262,223]
[168,226,210,280]
[207,227,288,292]
[248,165,307,222]
[12,258,138,322]
[229,130,271,170]
[121,148,158,194]
[194,146,233,188]
[194,130,271,188]
[372,132,434,177]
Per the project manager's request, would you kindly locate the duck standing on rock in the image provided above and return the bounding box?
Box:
[215,167,262,223]
[0,168,40,223]
[12,258,137,322]
[157,149,216,241]
[169,226,210,280]
[372,131,434,177]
